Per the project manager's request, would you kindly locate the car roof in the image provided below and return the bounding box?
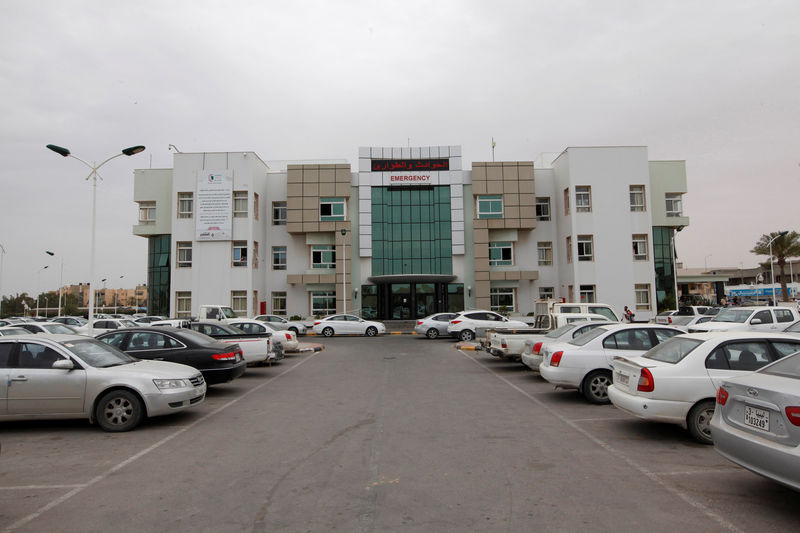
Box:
[674,331,800,342]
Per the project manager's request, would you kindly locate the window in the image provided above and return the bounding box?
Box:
[566,236,572,263]
[272,246,287,270]
[563,188,570,215]
[177,192,193,219]
[489,242,513,266]
[253,193,260,220]
[176,242,192,268]
[272,292,287,315]
[233,241,248,267]
[577,235,593,261]
[272,201,286,225]
[312,291,336,316]
[320,197,346,221]
[630,185,645,212]
[603,329,654,351]
[490,288,515,313]
[233,191,248,218]
[176,291,191,318]
[138,201,155,224]
[575,186,591,212]
[476,195,503,219]
[311,245,336,269]
[231,291,247,314]
[632,234,648,261]
[774,309,795,323]
[537,242,553,266]
[706,342,772,371]
[536,197,551,221]
[580,285,596,303]
[539,287,554,300]
[665,193,683,217]
[635,284,651,310]
[253,241,259,269]
[752,310,773,324]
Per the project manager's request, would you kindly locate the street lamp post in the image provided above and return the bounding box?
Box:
[36,265,49,317]
[114,275,124,314]
[46,144,145,335]
[768,231,789,304]
[0,243,5,318]
[340,229,348,314]
[45,250,64,316]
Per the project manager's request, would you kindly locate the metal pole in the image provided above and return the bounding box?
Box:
[341,229,347,315]
[770,241,776,304]
[0,243,5,318]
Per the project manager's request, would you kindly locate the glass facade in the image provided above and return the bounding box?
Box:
[653,227,677,311]
[147,235,170,316]
[371,187,452,276]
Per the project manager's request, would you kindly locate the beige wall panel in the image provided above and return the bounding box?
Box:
[303,196,318,209]
[476,280,491,295]
[335,182,351,196]
[287,210,302,223]
[519,193,535,206]
[319,274,336,284]
[473,229,489,243]
[520,206,536,219]
[319,182,336,196]
[521,218,537,228]
[474,243,489,259]
[519,180,535,194]
[287,168,302,183]
[472,164,487,181]
[505,218,521,229]
[303,274,320,284]
[476,297,491,309]
[320,168,336,183]
[504,193,520,207]
[487,219,504,229]
[475,257,490,271]
[472,181,487,194]
[502,165,519,181]
[286,274,302,284]
[519,270,539,280]
[505,270,520,280]
[286,222,303,234]
[303,183,319,196]
[475,270,490,281]
[486,181,503,194]
[319,221,336,232]
[287,197,302,210]
[487,165,503,180]
[287,183,303,197]
[489,271,506,280]
[474,219,488,229]
[505,206,520,219]
[302,208,317,222]
[503,180,519,193]
[303,222,319,232]
[335,167,351,182]
[302,168,320,182]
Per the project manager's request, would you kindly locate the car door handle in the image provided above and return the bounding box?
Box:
[9,376,28,383]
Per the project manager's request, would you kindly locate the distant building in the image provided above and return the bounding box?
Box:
[133,145,689,321]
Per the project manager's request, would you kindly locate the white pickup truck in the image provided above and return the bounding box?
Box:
[197,304,240,324]
[486,313,610,360]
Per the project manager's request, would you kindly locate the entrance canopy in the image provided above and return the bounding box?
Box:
[368,274,456,284]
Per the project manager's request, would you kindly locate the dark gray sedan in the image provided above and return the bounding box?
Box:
[414,313,458,339]
[711,350,800,491]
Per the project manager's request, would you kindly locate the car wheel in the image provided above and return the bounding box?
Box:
[687,400,715,444]
[95,389,144,432]
[365,326,378,337]
[582,370,612,404]
[322,327,335,337]
[289,327,299,335]
[459,329,475,342]
[426,328,439,339]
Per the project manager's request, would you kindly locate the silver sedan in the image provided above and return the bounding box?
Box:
[414,313,458,339]
[0,334,206,431]
[711,350,800,491]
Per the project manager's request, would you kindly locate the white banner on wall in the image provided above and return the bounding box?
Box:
[196,169,233,241]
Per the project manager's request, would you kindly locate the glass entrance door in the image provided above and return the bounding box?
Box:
[390,284,411,319]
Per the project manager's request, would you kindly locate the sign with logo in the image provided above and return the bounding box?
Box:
[196,170,233,241]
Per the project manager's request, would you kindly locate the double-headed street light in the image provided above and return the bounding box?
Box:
[768,231,789,304]
[46,144,145,335]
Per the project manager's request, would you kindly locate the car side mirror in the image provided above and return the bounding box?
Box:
[750,318,762,324]
[52,359,74,370]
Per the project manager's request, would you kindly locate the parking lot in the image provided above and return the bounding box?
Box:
[1,334,799,532]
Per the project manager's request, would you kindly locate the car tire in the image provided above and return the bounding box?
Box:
[426,328,439,339]
[365,326,378,337]
[95,389,144,432]
[322,327,335,337]
[289,327,299,335]
[687,400,715,444]
[459,329,475,342]
[582,370,612,404]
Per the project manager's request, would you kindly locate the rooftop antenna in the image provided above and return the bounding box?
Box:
[491,137,496,162]
[168,144,181,153]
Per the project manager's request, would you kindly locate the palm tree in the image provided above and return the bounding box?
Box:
[751,231,800,302]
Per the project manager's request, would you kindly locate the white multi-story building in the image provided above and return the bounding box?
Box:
[133,145,689,322]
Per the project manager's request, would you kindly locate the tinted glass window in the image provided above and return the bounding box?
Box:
[761,352,800,378]
[18,343,63,369]
[603,329,653,350]
[0,343,13,367]
[570,327,608,347]
[100,332,127,348]
[588,307,617,321]
[771,341,800,358]
[643,337,703,364]
[774,309,795,323]
[547,324,575,338]
[752,310,772,324]
[653,329,682,343]
[706,341,771,371]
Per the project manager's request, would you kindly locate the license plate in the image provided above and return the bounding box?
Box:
[744,405,770,432]
[615,372,629,385]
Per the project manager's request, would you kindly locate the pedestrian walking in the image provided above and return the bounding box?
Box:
[623,306,635,323]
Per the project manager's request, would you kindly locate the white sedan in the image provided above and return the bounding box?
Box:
[608,332,800,444]
[312,315,386,337]
[0,334,206,431]
[228,319,299,352]
[539,324,683,404]
[253,314,307,335]
[520,321,615,371]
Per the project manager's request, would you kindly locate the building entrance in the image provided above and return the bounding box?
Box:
[362,281,464,320]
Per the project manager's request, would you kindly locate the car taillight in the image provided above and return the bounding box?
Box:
[313,321,321,326]
[637,368,654,392]
[668,317,672,324]
[533,342,543,354]
[501,341,507,349]
[417,321,423,326]
[213,351,238,361]
[716,386,729,406]
[284,333,291,341]
[551,351,563,367]
[451,320,462,325]
[785,406,800,426]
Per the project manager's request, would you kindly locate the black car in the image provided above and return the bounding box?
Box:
[96,327,246,385]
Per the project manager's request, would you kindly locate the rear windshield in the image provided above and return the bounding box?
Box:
[642,337,703,364]
[569,327,608,347]
[761,352,800,379]
[712,309,753,324]
[588,307,618,321]
[546,324,575,338]
[785,321,800,333]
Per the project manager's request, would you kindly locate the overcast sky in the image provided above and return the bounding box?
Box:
[1,0,798,298]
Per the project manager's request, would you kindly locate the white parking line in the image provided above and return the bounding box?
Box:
[2,353,320,533]
[569,416,639,422]
[0,485,85,491]
[458,349,743,533]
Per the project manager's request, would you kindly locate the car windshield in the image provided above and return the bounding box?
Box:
[0,327,29,336]
[569,327,609,347]
[712,309,753,323]
[760,352,800,379]
[180,328,226,345]
[41,324,78,334]
[61,338,137,367]
[547,324,576,338]
[642,337,703,364]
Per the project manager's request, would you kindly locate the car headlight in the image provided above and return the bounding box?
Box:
[153,378,191,390]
